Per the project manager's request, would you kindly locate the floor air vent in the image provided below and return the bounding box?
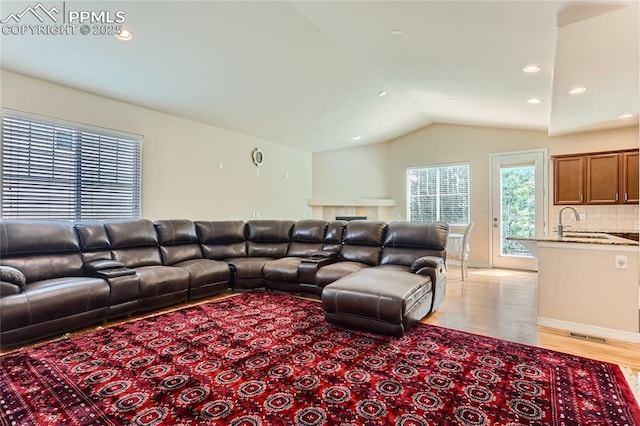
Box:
[568,332,607,344]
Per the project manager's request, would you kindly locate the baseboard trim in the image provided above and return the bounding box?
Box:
[537,317,640,343]
[446,260,490,269]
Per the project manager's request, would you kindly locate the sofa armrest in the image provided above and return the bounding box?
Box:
[299,255,339,283]
[410,256,444,273]
[1,281,23,295]
[301,256,338,268]
[307,250,339,260]
[0,266,26,289]
[94,268,136,279]
[84,259,125,274]
[84,259,135,279]
[410,256,446,288]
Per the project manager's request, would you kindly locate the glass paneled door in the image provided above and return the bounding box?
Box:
[490,150,547,270]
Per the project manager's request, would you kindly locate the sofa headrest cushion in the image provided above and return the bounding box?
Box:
[75,222,110,250]
[0,220,80,255]
[291,219,328,242]
[383,221,449,250]
[324,221,347,244]
[155,219,198,245]
[247,220,295,242]
[195,221,246,244]
[342,221,387,246]
[105,219,158,248]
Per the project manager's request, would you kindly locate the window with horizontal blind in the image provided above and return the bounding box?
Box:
[407,163,470,225]
[1,110,142,220]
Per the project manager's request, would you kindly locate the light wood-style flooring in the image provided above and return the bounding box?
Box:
[428,266,640,401]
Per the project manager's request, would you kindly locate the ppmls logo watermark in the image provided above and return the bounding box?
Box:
[1,2,126,36]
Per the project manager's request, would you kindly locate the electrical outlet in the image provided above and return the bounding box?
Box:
[614,255,628,270]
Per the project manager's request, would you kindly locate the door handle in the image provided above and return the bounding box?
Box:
[493,218,498,228]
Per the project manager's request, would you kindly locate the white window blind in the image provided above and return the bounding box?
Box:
[407,163,470,225]
[1,110,142,220]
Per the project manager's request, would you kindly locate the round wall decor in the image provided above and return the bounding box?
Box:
[252,148,264,166]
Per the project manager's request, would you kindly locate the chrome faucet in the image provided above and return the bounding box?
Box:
[557,206,580,238]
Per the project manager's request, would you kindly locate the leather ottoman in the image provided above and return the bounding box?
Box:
[322,268,434,337]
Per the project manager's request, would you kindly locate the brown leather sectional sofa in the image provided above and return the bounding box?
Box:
[0,218,449,348]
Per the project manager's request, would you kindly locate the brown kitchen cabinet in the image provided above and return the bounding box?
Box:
[622,151,639,203]
[553,149,639,205]
[553,156,584,204]
[585,153,620,204]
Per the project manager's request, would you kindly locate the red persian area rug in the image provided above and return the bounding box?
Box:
[1,292,639,425]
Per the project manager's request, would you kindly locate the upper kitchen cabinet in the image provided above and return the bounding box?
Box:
[553,156,584,204]
[621,151,639,203]
[585,153,620,204]
[553,149,639,205]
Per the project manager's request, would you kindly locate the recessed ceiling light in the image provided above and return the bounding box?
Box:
[523,65,541,73]
[527,98,541,104]
[391,29,404,36]
[569,86,587,95]
[448,98,456,102]
[351,135,362,141]
[115,28,132,41]
[618,113,634,119]
[378,91,387,97]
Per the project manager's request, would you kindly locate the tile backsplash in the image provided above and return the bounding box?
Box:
[551,204,639,234]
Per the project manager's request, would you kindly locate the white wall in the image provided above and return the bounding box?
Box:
[312,142,389,199]
[3,69,636,260]
[537,243,639,337]
[0,70,312,221]
[313,123,639,265]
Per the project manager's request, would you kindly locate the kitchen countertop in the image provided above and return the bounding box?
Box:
[510,231,639,246]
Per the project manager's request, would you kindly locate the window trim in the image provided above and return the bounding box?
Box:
[406,162,471,225]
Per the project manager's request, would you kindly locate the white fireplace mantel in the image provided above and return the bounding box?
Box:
[307,198,396,207]
[307,198,396,221]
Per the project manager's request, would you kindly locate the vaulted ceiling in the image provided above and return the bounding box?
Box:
[1,1,638,152]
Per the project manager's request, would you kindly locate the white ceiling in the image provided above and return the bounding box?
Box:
[0,1,638,152]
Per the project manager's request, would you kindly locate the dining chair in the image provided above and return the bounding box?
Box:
[449,222,474,281]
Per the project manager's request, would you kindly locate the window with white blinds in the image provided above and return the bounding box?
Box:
[1,110,142,220]
[407,163,470,225]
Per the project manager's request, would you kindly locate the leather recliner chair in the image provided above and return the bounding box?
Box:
[0,220,110,347]
[314,221,388,288]
[224,220,296,290]
[154,219,231,300]
[374,220,449,312]
[263,219,329,293]
[196,220,249,289]
[75,222,140,319]
[105,219,191,312]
